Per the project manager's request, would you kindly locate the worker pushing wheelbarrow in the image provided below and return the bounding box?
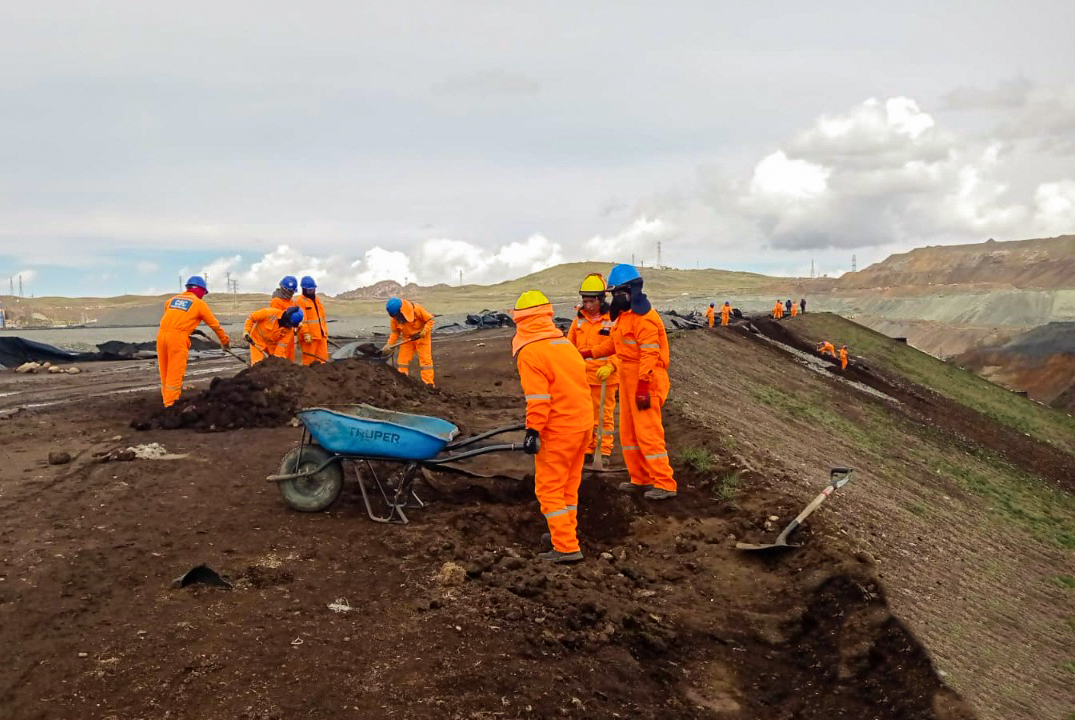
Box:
[267,404,526,524]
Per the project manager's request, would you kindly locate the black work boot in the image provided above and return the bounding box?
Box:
[538,549,584,563]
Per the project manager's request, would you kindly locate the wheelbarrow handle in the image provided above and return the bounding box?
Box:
[423,442,524,465]
[445,422,526,450]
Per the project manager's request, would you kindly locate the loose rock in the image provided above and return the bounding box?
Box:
[48,451,72,466]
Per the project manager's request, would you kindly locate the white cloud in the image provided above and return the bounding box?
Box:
[1033,180,1075,235]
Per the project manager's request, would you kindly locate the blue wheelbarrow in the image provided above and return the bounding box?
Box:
[267,404,525,524]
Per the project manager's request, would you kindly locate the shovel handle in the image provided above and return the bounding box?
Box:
[774,468,852,544]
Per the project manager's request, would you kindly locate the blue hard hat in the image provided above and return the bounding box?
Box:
[185,275,207,291]
[280,275,298,293]
[386,297,402,316]
[282,306,304,326]
[300,275,316,290]
[606,264,642,291]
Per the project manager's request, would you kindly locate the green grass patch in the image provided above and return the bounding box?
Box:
[936,459,1075,549]
[1050,575,1075,590]
[748,384,890,450]
[679,447,714,474]
[1059,661,1075,675]
[793,314,1075,455]
[717,471,742,500]
[903,501,929,518]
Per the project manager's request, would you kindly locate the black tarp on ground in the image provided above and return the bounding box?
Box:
[0,337,90,368]
[465,311,514,329]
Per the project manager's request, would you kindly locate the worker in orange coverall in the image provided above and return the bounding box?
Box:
[817,341,837,359]
[244,306,304,366]
[296,276,328,365]
[567,273,618,464]
[790,302,798,318]
[513,290,593,563]
[269,275,299,361]
[840,344,849,371]
[156,275,230,407]
[581,264,677,501]
[773,300,784,319]
[382,297,435,386]
[705,303,715,328]
[721,301,731,326]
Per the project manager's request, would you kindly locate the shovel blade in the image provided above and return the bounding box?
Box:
[735,540,800,552]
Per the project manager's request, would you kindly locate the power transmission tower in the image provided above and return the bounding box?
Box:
[852,254,857,272]
[810,259,815,279]
[18,275,23,298]
[657,241,662,269]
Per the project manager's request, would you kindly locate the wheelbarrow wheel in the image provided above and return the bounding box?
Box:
[276,444,343,512]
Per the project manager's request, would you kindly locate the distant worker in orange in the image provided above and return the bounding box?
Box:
[270,275,299,361]
[582,264,677,500]
[244,306,304,366]
[840,344,849,371]
[383,297,435,386]
[816,340,836,359]
[773,300,784,319]
[567,273,618,464]
[297,276,329,365]
[705,303,715,328]
[156,275,230,407]
[513,290,592,563]
[720,301,731,326]
[790,301,798,318]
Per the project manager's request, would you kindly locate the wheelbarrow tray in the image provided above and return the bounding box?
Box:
[297,404,459,460]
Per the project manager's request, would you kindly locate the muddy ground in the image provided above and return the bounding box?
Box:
[0,327,986,719]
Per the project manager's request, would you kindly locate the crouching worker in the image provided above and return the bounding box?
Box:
[513,290,593,563]
[383,297,435,386]
[244,306,304,366]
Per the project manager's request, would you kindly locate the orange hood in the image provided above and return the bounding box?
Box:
[512,304,564,357]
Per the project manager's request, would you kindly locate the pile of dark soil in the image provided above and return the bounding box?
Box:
[132,357,445,431]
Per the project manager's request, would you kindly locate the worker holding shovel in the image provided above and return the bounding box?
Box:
[383,297,436,386]
[567,273,619,468]
[513,290,592,563]
[581,264,677,500]
[156,275,230,407]
[270,275,299,361]
[243,306,304,366]
[297,276,329,365]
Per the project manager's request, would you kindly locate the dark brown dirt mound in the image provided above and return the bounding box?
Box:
[132,357,444,431]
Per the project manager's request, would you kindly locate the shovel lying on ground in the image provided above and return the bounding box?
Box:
[192,329,248,365]
[736,467,853,552]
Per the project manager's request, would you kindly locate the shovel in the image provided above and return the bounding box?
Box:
[192,329,248,366]
[587,378,625,474]
[736,467,853,552]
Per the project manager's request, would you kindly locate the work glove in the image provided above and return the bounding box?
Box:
[522,428,541,455]
[579,349,593,359]
[221,341,231,352]
[596,364,613,382]
[302,332,312,344]
[243,333,254,345]
[380,343,392,355]
[409,332,423,342]
[635,379,652,410]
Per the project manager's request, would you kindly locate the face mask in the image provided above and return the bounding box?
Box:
[303,289,316,299]
[609,293,630,319]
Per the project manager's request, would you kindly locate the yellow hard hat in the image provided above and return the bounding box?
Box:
[515,290,550,310]
[579,273,606,296]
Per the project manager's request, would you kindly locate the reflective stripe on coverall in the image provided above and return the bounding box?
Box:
[297,294,329,365]
[270,292,297,361]
[514,304,593,554]
[244,308,290,366]
[567,311,618,457]
[591,307,676,492]
[156,291,229,407]
[388,299,435,385]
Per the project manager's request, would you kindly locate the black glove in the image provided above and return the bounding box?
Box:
[523,428,541,455]
[410,332,423,341]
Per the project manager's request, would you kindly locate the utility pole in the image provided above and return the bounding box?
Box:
[18,275,22,298]
[179,274,183,291]
[810,259,815,279]
[458,269,462,286]
[657,241,662,269]
[851,254,857,273]
[9,277,12,295]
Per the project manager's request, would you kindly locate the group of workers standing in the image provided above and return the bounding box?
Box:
[705,301,733,328]
[772,297,806,320]
[243,275,329,367]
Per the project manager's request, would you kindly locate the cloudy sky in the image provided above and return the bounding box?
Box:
[2,1,1074,297]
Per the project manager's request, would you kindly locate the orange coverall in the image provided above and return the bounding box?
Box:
[819,341,836,358]
[773,301,784,319]
[270,293,297,361]
[840,346,849,370]
[297,294,329,365]
[514,304,593,554]
[388,300,435,385]
[790,303,798,318]
[567,309,618,457]
[156,291,229,407]
[592,308,676,493]
[705,306,715,328]
[244,308,292,366]
[720,303,731,326]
